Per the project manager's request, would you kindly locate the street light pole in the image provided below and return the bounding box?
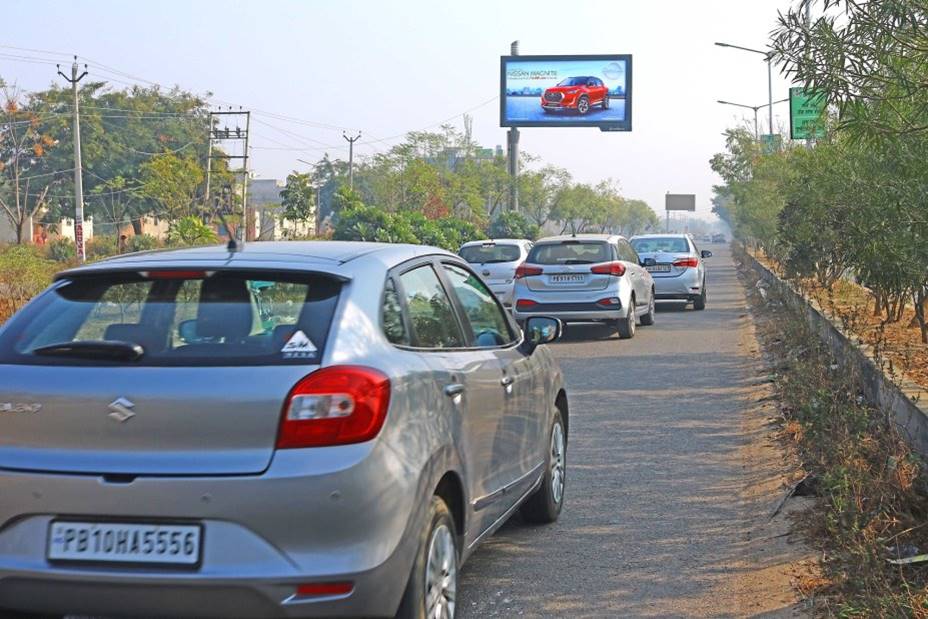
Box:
[717,99,789,141]
[715,42,776,135]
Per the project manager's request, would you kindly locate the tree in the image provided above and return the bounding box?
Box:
[139,153,204,218]
[488,211,540,240]
[280,171,315,222]
[0,86,60,243]
[519,165,571,229]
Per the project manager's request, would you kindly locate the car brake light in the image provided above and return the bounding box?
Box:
[295,582,354,598]
[596,297,621,307]
[515,299,538,310]
[514,264,543,279]
[673,257,699,268]
[590,262,626,277]
[277,366,390,449]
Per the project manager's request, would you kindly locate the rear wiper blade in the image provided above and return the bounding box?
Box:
[563,259,595,264]
[33,340,145,361]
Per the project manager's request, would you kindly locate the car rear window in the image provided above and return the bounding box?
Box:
[630,237,690,253]
[0,270,340,366]
[527,241,612,265]
[459,244,521,264]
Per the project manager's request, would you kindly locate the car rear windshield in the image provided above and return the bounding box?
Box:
[459,244,521,264]
[630,237,690,254]
[527,241,612,265]
[0,270,341,366]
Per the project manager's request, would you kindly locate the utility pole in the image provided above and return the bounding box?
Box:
[57,56,88,262]
[507,40,520,212]
[206,108,250,247]
[343,131,361,190]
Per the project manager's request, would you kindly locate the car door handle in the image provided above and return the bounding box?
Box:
[444,384,465,398]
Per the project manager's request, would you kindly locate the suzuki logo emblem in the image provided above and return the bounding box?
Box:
[108,397,136,423]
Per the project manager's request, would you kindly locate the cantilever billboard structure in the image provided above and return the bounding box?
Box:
[500,54,633,131]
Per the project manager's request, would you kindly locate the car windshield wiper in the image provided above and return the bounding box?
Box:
[481,259,511,264]
[32,340,145,361]
[563,259,595,264]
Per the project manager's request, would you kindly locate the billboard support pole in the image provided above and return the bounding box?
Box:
[507,40,520,213]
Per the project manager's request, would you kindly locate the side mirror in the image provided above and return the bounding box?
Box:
[520,316,562,355]
[641,257,657,267]
[178,319,199,344]
[700,250,713,258]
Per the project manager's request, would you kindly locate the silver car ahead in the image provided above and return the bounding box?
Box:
[458,238,532,308]
[0,241,569,619]
[511,234,656,339]
[630,234,712,310]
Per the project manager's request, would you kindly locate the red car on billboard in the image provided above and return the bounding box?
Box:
[541,76,609,115]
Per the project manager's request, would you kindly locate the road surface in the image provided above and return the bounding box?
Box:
[458,244,801,618]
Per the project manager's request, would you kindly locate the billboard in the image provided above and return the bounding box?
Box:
[500,54,632,130]
[665,194,696,212]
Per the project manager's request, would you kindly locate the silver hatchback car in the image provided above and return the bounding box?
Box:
[629,234,712,310]
[458,239,532,308]
[511,234,656,339]
[0,241,568,619]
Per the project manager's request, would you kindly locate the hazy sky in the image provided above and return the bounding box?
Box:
[1,0,801,220]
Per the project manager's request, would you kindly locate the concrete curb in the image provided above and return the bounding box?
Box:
[733,243,928,455]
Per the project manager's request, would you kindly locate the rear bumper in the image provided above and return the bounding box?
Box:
[513,302,622,323]
[0,444,422,618]
[652,269,702,298]
[488,283,514,306]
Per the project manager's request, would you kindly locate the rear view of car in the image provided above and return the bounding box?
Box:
[512,235,655,339]
[630,234,711,310]
[458,239,531,307]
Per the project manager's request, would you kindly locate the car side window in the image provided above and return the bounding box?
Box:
[397,265,464,348]
[381,278,409,346]
[619,240,638,263]
[441,263,515,348]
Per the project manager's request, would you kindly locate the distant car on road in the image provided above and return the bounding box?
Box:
[512,234,655,338]
[631,233,712,310]
[711,233,727,243]
[541,76,609,115]
[458,239,532,308]
[0,241,569,619]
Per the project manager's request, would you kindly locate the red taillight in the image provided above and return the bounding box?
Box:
[673,257,699,268]
[515,299,538,310]
[295,582,354,598]
[514,264,543,279]
[596,297,621,307]
[277,366,390,449]
[590,261,626,277]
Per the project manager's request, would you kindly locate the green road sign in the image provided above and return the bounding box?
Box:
[790,87,826,140]
[761,134,782,154]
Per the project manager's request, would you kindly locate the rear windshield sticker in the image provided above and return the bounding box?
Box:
[281,330,318,359]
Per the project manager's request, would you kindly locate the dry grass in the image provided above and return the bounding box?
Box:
[743,259,928,617]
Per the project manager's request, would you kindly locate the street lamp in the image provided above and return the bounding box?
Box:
[717,98,789,140]
[715,42,775,136]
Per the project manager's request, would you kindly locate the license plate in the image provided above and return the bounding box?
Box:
[48,521,202,566]
[646,265,672,273]
[550,274,585,283]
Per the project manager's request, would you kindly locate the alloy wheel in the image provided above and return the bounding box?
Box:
[550,421,566,505]
[578,98,589,114]
[425,523,457,619]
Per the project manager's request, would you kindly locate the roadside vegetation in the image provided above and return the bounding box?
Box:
[718,2,928,612]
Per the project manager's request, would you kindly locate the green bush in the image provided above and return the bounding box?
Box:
[333,205,482,251]
[127,234,160,252]
[0,245,57,324]
[46,237,77,263]
[488,211,540,240]
[86,235,120,260]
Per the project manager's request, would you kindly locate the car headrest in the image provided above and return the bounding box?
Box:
[196,278,253,340]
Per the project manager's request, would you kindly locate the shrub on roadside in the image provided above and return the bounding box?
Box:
[488,211,540,241]
[86,235,120,260]
[0,245,57,324]
[46,237,77,263]
[127,234,159,253]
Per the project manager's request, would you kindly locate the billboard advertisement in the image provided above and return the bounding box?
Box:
[500,54,632,130]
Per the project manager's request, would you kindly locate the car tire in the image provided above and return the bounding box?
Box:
[395,496,458,619]
[577,96,590,115]
[693,285,707,311]
[639,291,656,326]
[602,96,610,110]
[616,300,636,339]
[520,409,566,524]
